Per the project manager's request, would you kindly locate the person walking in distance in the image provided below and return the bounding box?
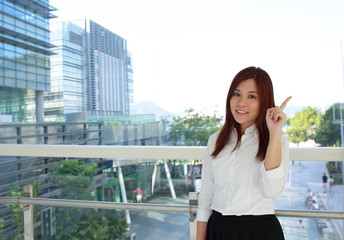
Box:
[134,187,143,203]
[322,173,328,193]
[196,67,291,240]
[329,175,334,194]
[305,189,312,206]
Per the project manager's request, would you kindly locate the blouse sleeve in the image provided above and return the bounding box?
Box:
[259,132,289,199]
[196,135,216,222]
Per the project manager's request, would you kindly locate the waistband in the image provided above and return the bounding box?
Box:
[211,210,275,222]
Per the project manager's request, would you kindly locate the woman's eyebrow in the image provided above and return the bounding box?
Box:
[235,89,257,94]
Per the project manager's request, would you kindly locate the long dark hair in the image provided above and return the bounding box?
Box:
[211,66,275,161]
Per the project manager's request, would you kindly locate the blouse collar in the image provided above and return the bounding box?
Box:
[243,124,258,138]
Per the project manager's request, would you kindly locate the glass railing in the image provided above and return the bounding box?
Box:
[0,145,343,240]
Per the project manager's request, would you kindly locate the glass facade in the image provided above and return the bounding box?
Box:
[45,20,87,121]
[88,20,130,115]
[47,19,133,121]
[127,51,135,114]
[0,0,56,122]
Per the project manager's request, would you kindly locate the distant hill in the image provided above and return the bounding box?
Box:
[133,101,181,121]
[133,102,317,121]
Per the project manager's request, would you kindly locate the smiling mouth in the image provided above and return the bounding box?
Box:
[236,110,248,114]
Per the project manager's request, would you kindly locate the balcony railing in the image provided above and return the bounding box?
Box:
[0,145,343,240]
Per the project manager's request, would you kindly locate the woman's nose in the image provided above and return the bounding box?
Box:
[237,97,246,107]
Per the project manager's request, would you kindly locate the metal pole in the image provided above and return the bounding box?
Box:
[341,40,344,238]
[184,160,188,185]
[164,160,176,199]
[118,166,131,224]
[151,162,157,195]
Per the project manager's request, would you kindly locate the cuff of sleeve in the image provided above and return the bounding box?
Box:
[261,162,284,180]
[196,209,212,222]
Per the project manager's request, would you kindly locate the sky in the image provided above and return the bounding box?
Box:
[49,0,344,116]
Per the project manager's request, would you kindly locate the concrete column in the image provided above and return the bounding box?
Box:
[118,166,131,224]
[151,162,157,194]
[35,90,44,122]
[164,160,176,199]
[23,185,33,240]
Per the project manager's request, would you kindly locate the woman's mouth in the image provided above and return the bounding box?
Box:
[236,110,248,115]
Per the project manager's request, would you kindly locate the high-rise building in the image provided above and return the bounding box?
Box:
[45,20,87,121]
[0,0,56,122]
[88,20,130,116]
[47,19,133,121]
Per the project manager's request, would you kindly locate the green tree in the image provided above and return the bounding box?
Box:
[286,107,321,146]
[315,103,343,147]
[169,109,223,146]
[52,159,128,240]
[0,219,5,240]
[6,181,40,240]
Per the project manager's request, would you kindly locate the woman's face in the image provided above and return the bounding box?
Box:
[230,78,260,133]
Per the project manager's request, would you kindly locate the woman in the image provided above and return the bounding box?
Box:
[196,67,291,240]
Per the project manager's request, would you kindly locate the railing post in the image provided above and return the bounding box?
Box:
[16,126,22,144]
[43,125,48,144]
[98,123,102,145]
[189,192,198,240]
[83,124,87,145]
[23,185,33,240]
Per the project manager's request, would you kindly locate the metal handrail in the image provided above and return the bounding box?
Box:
[0,196,343,220]
[0,144,343,161]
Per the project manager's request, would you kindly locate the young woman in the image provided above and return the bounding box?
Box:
[196,67,291,240]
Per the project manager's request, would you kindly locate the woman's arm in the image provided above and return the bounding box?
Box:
[264,131,282,171]
[264,97,291,170]
[197,221,207,240]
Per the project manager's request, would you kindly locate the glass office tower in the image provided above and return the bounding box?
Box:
[45,20,87,121]
[48,19,132,121]
[0,0,56,122]
[88,20,130,116]
[127,51,135,114]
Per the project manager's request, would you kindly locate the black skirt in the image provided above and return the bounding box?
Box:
[206,210,285,240]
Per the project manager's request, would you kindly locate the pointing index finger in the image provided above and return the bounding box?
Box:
[280,96,292,110]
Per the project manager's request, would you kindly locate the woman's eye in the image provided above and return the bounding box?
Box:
[248,95,256,99]
[233,92,240,96]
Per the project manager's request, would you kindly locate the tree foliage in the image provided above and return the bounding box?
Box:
[6,181,40,240]
[0,219,4,240]
[315,103,343,146]
[286,107,321,145]
[51,159,128,240]
[169,109,223,146]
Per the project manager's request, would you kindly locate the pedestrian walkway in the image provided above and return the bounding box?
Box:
[129,196,190,240]
[319,185,344,240]
[276,160,343,240]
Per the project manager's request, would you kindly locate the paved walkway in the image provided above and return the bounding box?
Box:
[275,161,343,240]
[129,196,190,240]
[129,161,343,239]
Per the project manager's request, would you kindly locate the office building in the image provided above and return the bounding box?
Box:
[45,20,87,121]
[47,19,132,121]
[0,0,56,122]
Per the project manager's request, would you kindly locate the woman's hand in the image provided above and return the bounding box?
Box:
[266,96,292,134]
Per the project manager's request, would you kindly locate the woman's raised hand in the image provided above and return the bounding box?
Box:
[266,96,292,134]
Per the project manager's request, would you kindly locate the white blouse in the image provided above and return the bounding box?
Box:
[196,124,289,222]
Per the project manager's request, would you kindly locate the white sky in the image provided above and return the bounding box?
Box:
[50,0,344,115]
